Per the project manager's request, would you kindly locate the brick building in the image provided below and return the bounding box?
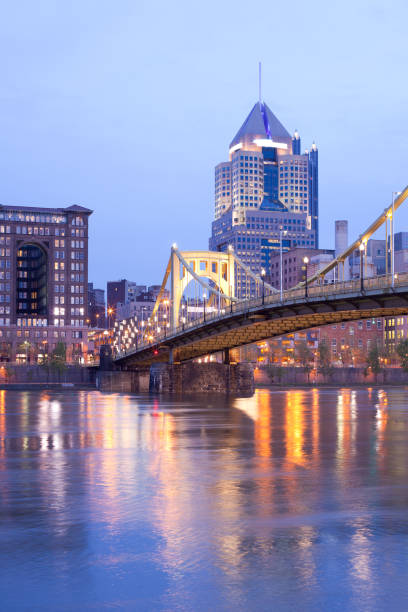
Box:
[317,318,384,364]
[267,246,334,290]
[0,203,91,363]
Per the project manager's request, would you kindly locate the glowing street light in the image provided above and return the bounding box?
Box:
[280,227,288,301]
[391,191,401,287]
[303,256,309,298]
[359,242,365,292]
[261,268,266,305]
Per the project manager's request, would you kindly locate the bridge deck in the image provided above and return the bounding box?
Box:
[114,273,408,366]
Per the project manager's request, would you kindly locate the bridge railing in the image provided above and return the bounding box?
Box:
[116,271,408,358]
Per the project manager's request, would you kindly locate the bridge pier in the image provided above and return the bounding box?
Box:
[96,362,253,395]
[149,362,254,395]
[96,368,151,393]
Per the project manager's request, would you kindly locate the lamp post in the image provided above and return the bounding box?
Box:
[303,256,309,298]
[23,340,30,364]
[42,340,48,364]
[203,292,207,322]
[107,307,114,329]
[391,191,401,287]
[261,268,266,305]
[359,242,365,292]
[280,227,288,301]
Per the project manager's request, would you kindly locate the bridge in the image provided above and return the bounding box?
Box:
[97,186,408,395]
[115,272,408,368]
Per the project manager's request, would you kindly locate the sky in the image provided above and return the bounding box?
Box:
[0,0,407,289]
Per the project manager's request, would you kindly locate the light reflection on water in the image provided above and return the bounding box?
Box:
[1,388,408,610]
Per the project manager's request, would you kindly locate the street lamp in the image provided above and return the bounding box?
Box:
[107,307,114,329]
[359,242,365,292]
[391,191,401,287]
[261,268,266,305]
[303,256,309,298]
[23,340,30,364]
[280,227,288,301]
[203,292,207,322]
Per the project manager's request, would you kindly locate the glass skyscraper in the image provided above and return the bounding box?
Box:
[210,99,319,296]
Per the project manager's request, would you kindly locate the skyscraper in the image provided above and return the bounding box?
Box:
[210,98,319,296]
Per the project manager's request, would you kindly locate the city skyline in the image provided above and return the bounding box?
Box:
[0,1,407,291]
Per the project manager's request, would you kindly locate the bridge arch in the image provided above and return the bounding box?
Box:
[170,249,235,328]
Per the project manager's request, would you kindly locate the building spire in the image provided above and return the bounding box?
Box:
[258,61,262,106]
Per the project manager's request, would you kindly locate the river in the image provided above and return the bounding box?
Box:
[0,388,408,611]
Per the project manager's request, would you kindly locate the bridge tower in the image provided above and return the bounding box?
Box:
[170,247,235,330]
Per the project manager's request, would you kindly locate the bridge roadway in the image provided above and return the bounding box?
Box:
[114,273,408,367]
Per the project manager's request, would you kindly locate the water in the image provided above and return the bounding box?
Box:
[1,388,408,611]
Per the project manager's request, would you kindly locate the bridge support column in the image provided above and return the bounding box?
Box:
[96,368,150,393]
[149,362,254,395]
[224,348,230,364]
[99,344,113,370]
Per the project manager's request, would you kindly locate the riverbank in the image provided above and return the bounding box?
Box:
[0,364,95,385]
[255,365,408,386]
[0,382,95,390]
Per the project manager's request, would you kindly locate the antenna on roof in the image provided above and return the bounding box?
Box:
[258,61,262,106]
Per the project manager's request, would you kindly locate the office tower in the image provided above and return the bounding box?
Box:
[210,98,318,296]
[0,203,91,362]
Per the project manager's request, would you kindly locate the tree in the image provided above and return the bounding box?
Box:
[339,345,353,366]
[396,338,408,371]
[366,342,382,381]
[42,342,67,381]
[295,340,314,382]
[317,339,333,381]
[17,341,31,364]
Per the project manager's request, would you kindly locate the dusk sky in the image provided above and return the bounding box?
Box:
[0,0,407,289]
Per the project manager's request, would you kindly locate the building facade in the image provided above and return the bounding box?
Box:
[210,99,318,297]
[107,279,148,315]
[267,247,334,291]
[88,282,106,328]
[0,203,91,363]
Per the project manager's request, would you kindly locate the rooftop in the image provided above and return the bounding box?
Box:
[230,101,291,149]
[0,203,93,215]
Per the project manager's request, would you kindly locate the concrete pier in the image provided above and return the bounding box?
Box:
[96,362,254,396]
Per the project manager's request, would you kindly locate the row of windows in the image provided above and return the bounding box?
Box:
[15,329,65,339]
[330,339,371,351]
[71,251,85,260]
[54,239,85,249]
[0,212,66,223]
[17,318,48,327]
[54,262,85,271]
[332,320,382,330]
